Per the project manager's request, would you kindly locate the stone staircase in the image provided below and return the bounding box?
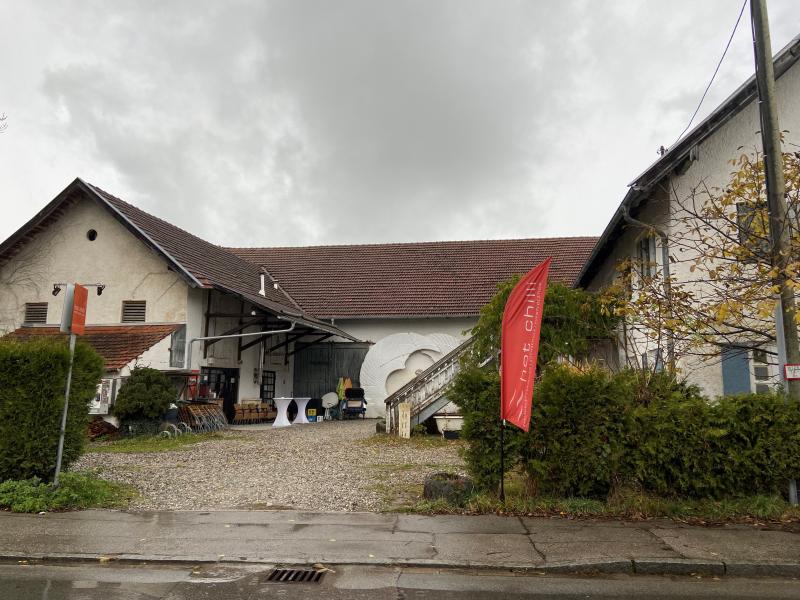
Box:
[384,336,476,434]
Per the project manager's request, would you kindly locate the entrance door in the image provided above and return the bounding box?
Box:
[200,367,240,422]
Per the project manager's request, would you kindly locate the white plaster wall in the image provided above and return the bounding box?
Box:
[186,288,206,372]
[129,334,178,372]
[263,334,294,398]
[333,317,475,344]
[0,196,189,332]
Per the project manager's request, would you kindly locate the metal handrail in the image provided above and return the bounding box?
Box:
[384,336,476,435]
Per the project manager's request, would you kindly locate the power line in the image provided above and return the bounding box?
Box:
[670,0,748,149]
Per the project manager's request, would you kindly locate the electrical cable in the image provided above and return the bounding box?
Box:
[670,0,749,149]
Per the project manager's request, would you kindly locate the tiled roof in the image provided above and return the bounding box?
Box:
[87,184,303,315]
[3,324,181,370]
[228,237,598,318]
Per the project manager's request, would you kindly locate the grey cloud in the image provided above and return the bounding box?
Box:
[3,0,798,247]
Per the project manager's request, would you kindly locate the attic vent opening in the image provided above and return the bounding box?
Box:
[24,302,48,324]
[86,229,98,241]
[121,300,146,323]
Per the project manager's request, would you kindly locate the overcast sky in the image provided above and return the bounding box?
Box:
[1,1,797,247]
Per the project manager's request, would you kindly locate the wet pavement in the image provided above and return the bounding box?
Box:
[0,510,799,576]
[2,562,799,599]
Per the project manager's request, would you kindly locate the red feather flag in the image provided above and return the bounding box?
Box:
[500,258,550,431]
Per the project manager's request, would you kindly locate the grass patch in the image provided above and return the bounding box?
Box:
[0,472,136,513]
[404,489,800,524]
[361,433,463,450]
[400,472,800,524]
[86,432,226,454]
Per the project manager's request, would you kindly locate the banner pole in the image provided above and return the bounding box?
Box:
[499,419,506,503]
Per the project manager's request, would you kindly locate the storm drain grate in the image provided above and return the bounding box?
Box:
[264,568,325,584]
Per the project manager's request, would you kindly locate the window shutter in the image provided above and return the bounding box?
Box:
[24,302,48,324]
[121,300,146,323]
[169,325,187,368]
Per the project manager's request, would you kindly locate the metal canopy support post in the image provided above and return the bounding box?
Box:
[203,317,266,352]
[260,331,309,354]
[240,329,308,353]
[287,333,333,356]
[185,322,297,377]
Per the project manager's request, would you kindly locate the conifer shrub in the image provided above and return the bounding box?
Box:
[0,339,103,481]
[112,366,175,434]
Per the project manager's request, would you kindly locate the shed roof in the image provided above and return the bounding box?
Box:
[3,324,181,370]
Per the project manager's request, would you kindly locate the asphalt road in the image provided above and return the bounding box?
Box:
[1,562,799,600]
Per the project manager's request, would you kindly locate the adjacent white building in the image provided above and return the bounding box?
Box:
[577,35,800,398]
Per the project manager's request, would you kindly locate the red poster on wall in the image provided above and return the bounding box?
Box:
[500,258,550,432]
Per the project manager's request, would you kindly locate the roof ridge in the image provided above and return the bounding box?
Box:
[227,235,599,252]
[87,183,230,250]
[86,182,305,311]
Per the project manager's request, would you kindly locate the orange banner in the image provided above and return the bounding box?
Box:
[70,284,88,336]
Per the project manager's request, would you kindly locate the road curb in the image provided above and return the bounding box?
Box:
[2,552,799,578]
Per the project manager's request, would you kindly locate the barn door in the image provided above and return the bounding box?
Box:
[293,342,370,398]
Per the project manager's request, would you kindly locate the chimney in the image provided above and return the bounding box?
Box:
[258,273,266,297]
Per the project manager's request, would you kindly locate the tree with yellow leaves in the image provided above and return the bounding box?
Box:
[611,147,800,373]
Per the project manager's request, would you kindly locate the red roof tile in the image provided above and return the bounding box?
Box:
[3,324,181,370]
[228,238,598,318]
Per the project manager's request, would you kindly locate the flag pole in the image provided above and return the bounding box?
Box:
[499,418,506,503]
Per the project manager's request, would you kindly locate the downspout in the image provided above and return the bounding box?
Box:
[185,322,297,398]
[621,205,676,372]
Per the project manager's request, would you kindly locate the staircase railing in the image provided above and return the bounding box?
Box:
[385,336,476,433]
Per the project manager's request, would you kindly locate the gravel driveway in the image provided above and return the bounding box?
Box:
[73,420,464,512]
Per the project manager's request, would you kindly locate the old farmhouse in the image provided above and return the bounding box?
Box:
[0,179,595,418]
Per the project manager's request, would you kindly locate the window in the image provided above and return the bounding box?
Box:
[24,302,48,324]
[121,300,146,323]
[169,325,186,368]
[752,348,771,394]
[636,235,657,278]
[641,349,663,372]
[736,202,770,262]
[260,370,276,401]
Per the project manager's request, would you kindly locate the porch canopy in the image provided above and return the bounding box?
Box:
[198,283,361,362]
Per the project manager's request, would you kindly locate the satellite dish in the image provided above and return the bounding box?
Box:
[321,392,339,408]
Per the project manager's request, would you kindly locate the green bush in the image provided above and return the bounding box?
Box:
[631,392,800,497]
[523,365,635,497]
[454,363,800,500]
[0,472,133,512]
[112,366,175,429]
[0,339,103,482]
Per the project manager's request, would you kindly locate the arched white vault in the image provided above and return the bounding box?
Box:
[360,332,461,418]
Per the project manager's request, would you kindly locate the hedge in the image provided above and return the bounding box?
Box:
[0,339,104,481]
[452,363,800,499]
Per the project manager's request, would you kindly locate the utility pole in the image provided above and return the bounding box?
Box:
[751,0,800,507]
[750,0,800,403]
